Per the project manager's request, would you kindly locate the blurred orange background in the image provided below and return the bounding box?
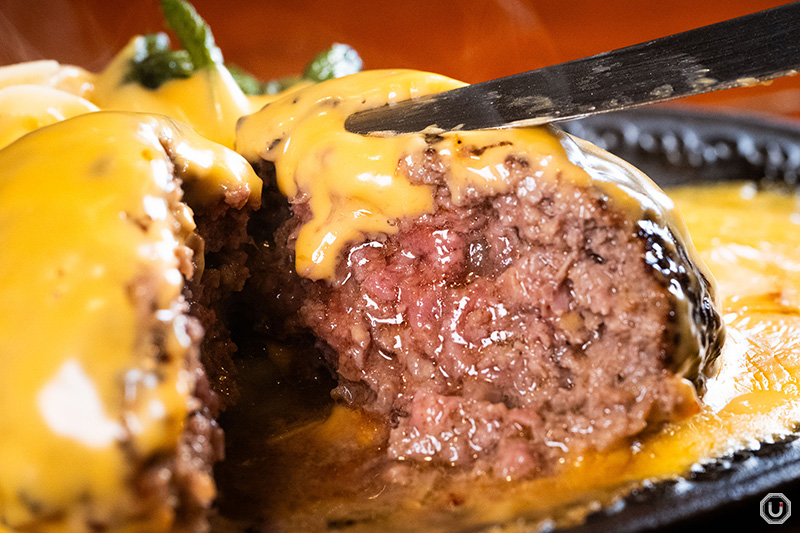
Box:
[1,0,799,119]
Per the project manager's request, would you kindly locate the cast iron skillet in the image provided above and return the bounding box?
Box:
[563,106,800,189]
[218,108,800,532]
[558,107,800,533]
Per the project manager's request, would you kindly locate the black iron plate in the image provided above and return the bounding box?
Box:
[562,106,800,188]
[558,107,800,533]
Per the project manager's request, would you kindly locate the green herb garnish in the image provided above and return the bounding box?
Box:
[227,65,273,96]
[160,0,222,68]
[125,0,362,94]
[127,33,194,89]
[303,43,363,83]
[125,0,222,89]
[230,44,363,96]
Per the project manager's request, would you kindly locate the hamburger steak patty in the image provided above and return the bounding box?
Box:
[236,70,723,479]
[296,150,718,477]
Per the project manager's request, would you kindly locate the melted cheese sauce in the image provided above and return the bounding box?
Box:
[237,70,697,287]
[1,46,797,531]
[91,38,262,149]
[236,70,463,279]
[0,42,276,151]
[0,85,98,149]
[0,112,259,532]
[213,183,800,532]
[0,47,265,533]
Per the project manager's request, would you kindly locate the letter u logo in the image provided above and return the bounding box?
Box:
[768,501,784,518]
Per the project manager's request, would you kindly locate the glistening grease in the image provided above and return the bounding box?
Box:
[236,70,718,397]
[214,181,800,532]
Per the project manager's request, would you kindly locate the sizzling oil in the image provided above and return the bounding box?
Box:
[213,182,800,532]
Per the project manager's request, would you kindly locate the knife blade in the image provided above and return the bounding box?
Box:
[345,2,800,135]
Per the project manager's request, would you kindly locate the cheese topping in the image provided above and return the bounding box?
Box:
[0,45,264,532]
[0,60,94,96]
[0,112,259,530]
[0,85,99,149]
[0,40,277,151]
[236,71,563,280]
[91,37,257,149]
[237,70,460,279]
[0,61,98,149]
[236,70,699,285]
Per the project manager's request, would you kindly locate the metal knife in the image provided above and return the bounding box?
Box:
[345,2,800,135]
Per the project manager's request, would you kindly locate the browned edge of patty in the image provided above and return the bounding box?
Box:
[126,164,256,531]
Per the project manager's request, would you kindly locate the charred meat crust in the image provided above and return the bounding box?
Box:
[636,216,723,389]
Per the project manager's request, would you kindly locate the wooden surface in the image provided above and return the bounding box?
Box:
[1,0,799,118]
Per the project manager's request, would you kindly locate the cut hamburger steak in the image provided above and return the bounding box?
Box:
[0,65,724,532]
[0,112,260,532]
[236,70,724,477]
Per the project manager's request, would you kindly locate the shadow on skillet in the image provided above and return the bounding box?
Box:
[559,107,800,532]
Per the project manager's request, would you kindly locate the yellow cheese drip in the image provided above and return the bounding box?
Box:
[237,70,459,279]
[236,70,699,284]
[0,111,259,532]
[234,72,458,279]
[91,37,258,149]
[0,61,98,149]
[0,85,99,149]
[0,42,278,151]
[0,60,94,97]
